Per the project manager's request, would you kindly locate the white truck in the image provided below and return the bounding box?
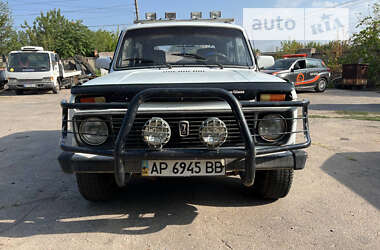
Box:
[6,46,82,95]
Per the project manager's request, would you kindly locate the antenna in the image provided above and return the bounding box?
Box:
[134,0,140,21]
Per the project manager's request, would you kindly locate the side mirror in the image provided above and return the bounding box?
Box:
[95,57,112,70]
[257,56,274,69]
[290,68,294,72]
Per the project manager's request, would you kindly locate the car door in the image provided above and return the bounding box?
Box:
[303,58,322,87]
[290,59,307,86]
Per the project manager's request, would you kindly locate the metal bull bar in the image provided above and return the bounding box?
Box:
[60,88,311,188]
[113,88,255,187]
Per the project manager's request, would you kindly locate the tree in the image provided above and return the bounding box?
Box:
[0,1,13,55]
[22,9,94,58]
[341,3,380,87]
[92,29,119,53]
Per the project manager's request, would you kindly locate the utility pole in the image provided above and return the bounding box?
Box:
[134,0,139,21]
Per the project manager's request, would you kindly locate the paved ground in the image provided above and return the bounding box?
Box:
[0,89,379,249]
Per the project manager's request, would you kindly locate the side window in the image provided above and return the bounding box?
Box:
[307,59,320,68]
[294,60,306,70]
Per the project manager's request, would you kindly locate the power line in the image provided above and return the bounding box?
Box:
[12,3,135,17]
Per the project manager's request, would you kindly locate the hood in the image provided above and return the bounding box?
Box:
[84,67,286,86]
[72,68,294,102]
[261,69,289,75]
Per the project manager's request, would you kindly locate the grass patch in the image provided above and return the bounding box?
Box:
[336,110,371,116]
[309,115,332,119]
[310,112,380,121]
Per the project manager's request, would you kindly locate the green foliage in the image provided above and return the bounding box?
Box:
[275,41,304,58]
[21,9,94,58]
[340,3,380,86]
[0,1,13,55]
[92,29,119,53]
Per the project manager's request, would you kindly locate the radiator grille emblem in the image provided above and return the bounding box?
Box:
[179,121,190,137]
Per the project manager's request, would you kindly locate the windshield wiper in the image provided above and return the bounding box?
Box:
[171,53,224,69]
[123,58,154,63]
[199,61,224,69]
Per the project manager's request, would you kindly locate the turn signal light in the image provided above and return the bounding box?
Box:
[260,94,285,101]
[79,97,106,103]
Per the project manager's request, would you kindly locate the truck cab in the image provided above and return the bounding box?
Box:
[6,46,81,95]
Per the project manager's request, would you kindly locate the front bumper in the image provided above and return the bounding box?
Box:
[59,87,311,187]
[58,150,308,174]
[7,82,54,90]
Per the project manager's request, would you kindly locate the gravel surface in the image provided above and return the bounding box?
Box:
[0,88,379,249]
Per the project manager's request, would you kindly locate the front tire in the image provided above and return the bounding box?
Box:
[315,78,327,92]
[252,169,294,199]
[15,90,24,95]
[52,84,59,94]
[76,173,119,202]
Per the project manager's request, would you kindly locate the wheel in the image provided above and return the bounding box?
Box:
[52,84,59,94]
[251,169,294,199]
[15,90,24,95]
[315,78,327,92]
[76,173,119,201]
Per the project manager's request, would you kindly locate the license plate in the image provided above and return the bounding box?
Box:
[141,159,225,176]
[24,84,36,88]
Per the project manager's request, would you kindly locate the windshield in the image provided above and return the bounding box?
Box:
[116,26,253,69]
[8,53,50,72]
[265,58,297,70]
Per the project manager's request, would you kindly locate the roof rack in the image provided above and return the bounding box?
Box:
[134,11,234,24]
[21,46,44,51]
[134,18,234,24]
[283,54,307,58]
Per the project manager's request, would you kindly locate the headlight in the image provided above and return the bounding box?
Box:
[78,117,109,146]
[7,78,17,84]
[142,117,171,149]
[199,117,228,149]
[42,76,54,82]
[258,114,287,142]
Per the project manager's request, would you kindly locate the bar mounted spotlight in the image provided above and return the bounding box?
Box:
[145,12,157,21]
[165,12,177,20]
[210,11,222,19]
[191,12,202,20]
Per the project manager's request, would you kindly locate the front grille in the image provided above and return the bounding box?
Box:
[17,79,42,83]
[110,111,257,149]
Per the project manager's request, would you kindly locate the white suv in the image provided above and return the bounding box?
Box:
[58,12,311,202]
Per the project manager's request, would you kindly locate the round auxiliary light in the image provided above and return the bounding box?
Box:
[142,117,171,149]
[257,114,287,142]
[79,117,109,146]
[199,117,228,149]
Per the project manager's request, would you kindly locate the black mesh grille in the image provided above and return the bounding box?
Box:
[110,112,257,149]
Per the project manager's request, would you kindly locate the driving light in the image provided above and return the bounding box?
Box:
[79,117,109,146]
[258,114,286,142]
[145,12,156,20]
[199,117,228,149]
[191,12,202,19]
[165,12,176,20]
[142,117,171,149]
[210,11,222,19]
